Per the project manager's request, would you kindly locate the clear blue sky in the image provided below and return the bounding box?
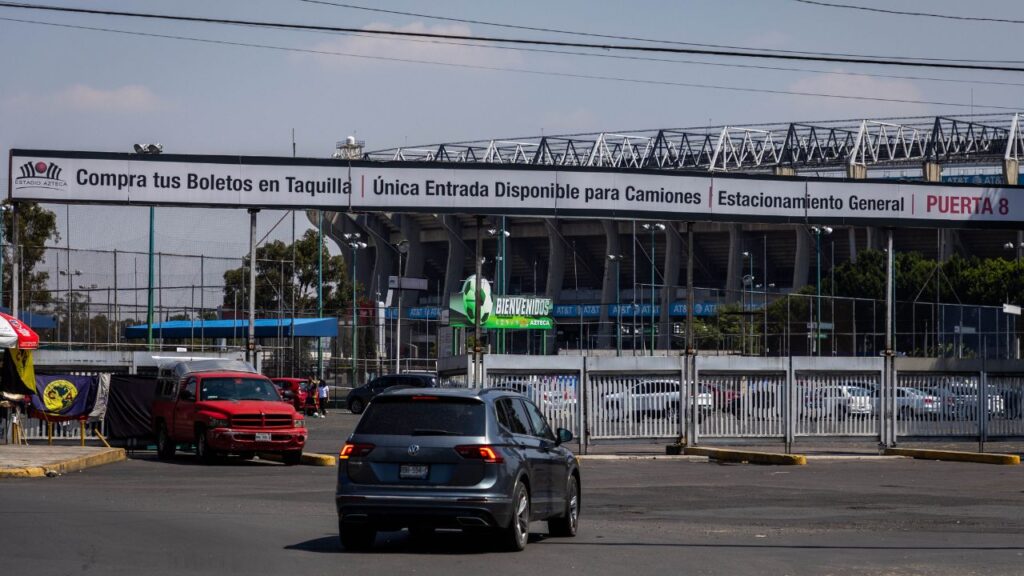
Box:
[2,0,1023,260]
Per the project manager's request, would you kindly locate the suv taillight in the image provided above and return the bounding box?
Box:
[339,442,375,459]
[454,445,504,463]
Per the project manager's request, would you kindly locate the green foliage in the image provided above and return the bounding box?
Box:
[824,249,1024,306]
[2,202,60,308]
[222,229,352,315]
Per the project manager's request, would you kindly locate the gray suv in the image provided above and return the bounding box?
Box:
[336,387,580,551]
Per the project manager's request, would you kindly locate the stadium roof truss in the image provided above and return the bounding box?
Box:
[368,113,1024,174]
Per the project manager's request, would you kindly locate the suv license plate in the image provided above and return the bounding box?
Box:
[255,433,272,442]
[400,464,429,479]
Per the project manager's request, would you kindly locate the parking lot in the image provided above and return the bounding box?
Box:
[0,411,1022,575]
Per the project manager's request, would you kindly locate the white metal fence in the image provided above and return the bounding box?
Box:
[441,354,1024,453]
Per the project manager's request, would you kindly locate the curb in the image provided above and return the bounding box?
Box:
[883,448,1020,465]
[683,446,807,465]
[578,455,707,462]
[0,448,126,478]
[258,452,337,466]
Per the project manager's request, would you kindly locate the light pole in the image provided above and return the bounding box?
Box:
[395,239,409,374]
[132,143,162,350]
[79,283,97,345]
[810,226,833,355]
[1004,241,1024,265]
[608,254,623,356]
[345,234,367,386]
[641,223,665,355]
[487,226,511,353]
[316,210,323,379]
[59,269,82,348]
[742,251,754,355]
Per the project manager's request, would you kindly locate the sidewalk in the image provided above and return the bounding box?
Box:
[579,438,1024,456]
[0,445,126,478]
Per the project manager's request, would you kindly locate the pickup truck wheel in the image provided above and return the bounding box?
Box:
[349,398,365,415]
[156,424,175,460]
[282,450,302,466]
[195,429,217,463]
[339,521,376,551]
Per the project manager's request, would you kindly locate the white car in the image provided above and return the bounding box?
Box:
[603,380,713,421]
[801,385,876,420]
[896,387,942,419]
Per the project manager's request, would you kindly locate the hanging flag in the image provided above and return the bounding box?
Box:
[31,375,96,419]
[88,373,111,422]
[1,348,35,394]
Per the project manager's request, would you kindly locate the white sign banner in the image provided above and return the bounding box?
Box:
[9,150,1024,227]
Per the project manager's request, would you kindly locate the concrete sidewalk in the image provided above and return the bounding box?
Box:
[579,439,1024,456]
[0,445,126,478]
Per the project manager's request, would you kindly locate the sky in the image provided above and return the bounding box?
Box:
[2,0,1024,268]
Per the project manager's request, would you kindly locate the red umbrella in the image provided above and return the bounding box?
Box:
[0,311,40,349]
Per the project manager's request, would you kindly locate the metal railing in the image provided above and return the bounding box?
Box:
[439,354,1024,453]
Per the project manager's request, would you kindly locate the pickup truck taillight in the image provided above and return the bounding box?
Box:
[340,442,375,459]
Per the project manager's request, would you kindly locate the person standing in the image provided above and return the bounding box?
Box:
[317,379,330,417]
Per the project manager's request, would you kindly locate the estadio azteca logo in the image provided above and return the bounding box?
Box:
[14,161,67,190]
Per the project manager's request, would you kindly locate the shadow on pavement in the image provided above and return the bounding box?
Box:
[287,530,548,555]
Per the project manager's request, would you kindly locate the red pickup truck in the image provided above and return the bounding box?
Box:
[152,359,307,465]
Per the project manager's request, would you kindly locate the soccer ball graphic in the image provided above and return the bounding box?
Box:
[460,275,492,324]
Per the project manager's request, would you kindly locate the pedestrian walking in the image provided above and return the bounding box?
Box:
[317,379,330,416]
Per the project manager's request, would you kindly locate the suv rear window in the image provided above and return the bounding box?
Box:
[356,397,485,436]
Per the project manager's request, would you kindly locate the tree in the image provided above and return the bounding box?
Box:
[1,201,60,309]
[222,229,352,316]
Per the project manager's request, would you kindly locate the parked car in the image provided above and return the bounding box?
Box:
[492,378,578,412]
[152,359,307,464]
[336,387,580,551]
[603,380,713,421]
[271,377,315,414]
[917,383,1006,419]
[346,372,440,414]
[895,387,942,419]
[702,381,740,414]
[800,385,876,420]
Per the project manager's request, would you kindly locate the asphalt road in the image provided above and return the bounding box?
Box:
[2,414,1023,575]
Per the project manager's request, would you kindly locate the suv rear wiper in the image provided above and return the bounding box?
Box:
[411,428,459,436]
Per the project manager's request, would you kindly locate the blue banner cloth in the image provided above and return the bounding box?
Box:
[31,375,96,418]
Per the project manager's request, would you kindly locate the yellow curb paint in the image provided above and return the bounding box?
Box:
[258,452,337,466]
[0,448,126,479]
[883,448,1020,465]
[0,466,47,478]
[683,447,807,465]
[301,453,337,467]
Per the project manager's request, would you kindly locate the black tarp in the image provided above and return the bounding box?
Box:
[103,374,159,440]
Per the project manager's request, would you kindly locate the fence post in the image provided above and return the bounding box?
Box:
[581,357,590,455]
[784,356,795,453]
[678,355,687,445]
[979,370,988,453]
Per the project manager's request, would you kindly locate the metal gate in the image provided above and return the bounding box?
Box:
[794,372,881,437]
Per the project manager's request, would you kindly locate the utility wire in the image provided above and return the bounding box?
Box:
[4,16,1020,112]
[792,0,1024,25]
[296,0,1024,64]
[7,0,1018,88]
[325,27,1024,90]
[3,1,1024,72]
